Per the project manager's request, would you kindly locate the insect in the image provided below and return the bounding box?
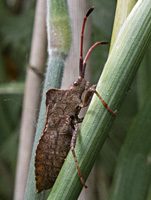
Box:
[35,7,117,193]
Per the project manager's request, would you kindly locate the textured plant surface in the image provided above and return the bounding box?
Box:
[24,0,72,199]
[47,0,151,199]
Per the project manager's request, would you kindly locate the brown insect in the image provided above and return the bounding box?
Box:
[35,7,117,193]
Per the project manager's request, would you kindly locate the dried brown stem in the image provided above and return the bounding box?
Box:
[13,1,47,200]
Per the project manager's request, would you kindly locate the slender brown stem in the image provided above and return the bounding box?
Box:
[14,1,46,200]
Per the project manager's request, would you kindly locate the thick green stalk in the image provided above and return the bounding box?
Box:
[24,0,71,199]
[108,1,151,199]
[47,0,151,199]
[107,1,151,199]
[109,88,151,200]
[110,0,137,51]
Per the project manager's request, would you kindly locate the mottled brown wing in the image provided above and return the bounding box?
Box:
[35,129,72,193]
[35,89,74,193]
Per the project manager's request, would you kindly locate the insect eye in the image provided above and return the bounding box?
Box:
[70,114,75,120]
[73,81,78,86]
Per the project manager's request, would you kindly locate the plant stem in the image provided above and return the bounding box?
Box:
[14,1,47,200]
[24,0,71,200]
[47,0,151,199]
[110,0,137,51]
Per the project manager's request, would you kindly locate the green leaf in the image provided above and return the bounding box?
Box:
[109,88,151,200]
[110,0,137,51]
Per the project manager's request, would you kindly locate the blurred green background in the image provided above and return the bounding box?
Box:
[0,1,34,199]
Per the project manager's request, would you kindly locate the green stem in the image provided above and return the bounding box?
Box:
[47,0,151,199]
[110,0,137,51]
[24,0,71,199]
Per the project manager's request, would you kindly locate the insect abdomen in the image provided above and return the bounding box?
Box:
[35,130,72,193]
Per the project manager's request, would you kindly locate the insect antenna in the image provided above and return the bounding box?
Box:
[82,41,108,74]
[79,7,108,78]
[79,7,94,78]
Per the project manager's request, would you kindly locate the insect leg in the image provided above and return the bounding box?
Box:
[77,117,84,123]
[70,124,87,188]
[82,85,96,108]
[82,85,117,114]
